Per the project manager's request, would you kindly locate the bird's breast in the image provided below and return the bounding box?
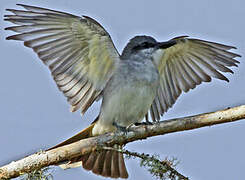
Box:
[92,59,159,136]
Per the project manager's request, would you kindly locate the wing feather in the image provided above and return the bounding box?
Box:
[150,37,240,121]
[5,4,120,114]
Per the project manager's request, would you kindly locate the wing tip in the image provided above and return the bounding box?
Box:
[70,105,85,114]
[3,17,11,21]
[5,8,13,12]
[4,27,10,31]
[23,41,32,47]
[223,76,229,82]
[70,106,75,112]
[236,54,242,58]
[5,35,19,40]
[171,35,189,40]
[16,3,26,7]
[6,35,14,40]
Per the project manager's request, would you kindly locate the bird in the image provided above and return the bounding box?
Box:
[4,4,241,179]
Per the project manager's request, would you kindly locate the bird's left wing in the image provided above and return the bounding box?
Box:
[150,36,240,121]
[5,4,120,114]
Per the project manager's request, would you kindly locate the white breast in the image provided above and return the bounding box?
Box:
[92,58,159,136]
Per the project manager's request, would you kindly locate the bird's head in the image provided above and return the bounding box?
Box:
[121,35,176,60]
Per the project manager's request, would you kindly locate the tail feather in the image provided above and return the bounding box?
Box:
[102,150,112,176]
[81,148,128,178]
[111,150,120,178]
[92,150,106,175]
[83,151,97,170]
[47,122,128,178]
[118,152,128,178]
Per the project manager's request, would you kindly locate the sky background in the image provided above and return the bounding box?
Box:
[0,0,245,180]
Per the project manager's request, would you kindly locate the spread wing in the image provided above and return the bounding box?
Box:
[149,36,240,121]
[5,4,120,114]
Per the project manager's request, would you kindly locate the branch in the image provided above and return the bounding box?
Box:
[1,105,245,179]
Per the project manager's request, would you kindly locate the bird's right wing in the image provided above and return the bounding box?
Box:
[150,36,241,121]
[5,4,120,114]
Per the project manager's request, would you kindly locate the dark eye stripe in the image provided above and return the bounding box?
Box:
[133,42,155,51]
[143,42,155,48]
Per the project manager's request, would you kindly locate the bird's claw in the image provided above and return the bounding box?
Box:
[134,121,153,126]
[113,121,153,135]
[113,122,129,134]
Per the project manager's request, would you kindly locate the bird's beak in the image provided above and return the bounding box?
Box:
[157,40,176,49]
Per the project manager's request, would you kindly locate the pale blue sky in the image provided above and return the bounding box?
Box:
[1,0,245,180]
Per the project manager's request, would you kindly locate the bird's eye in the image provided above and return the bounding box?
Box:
[141,42,148,47]
[142,42,154,48]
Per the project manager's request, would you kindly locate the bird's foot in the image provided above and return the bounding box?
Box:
[134,121,153,126]
[113,122,129,134]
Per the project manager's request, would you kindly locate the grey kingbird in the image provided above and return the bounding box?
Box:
[4,4,241,179]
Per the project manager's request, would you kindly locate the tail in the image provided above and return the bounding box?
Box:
[47,123,128,179]
[47,123,95,150]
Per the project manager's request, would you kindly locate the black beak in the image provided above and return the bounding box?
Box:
[157,40,177,49]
